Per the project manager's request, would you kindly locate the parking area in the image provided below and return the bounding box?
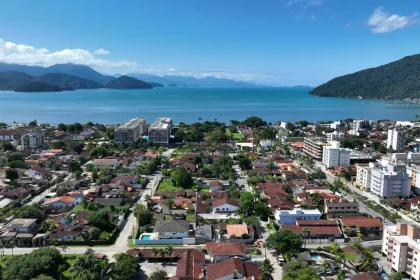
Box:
[135,260,177,280]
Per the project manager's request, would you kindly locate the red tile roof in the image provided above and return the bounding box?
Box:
[42,196,73,206]
[205,242,246,256]
[340,217,383,227]
[297,220,338,226]
[350,273,384,280]
[209,180,224,187]
[207,258,246,280]
[175,249,205,280]
[31,165,53,175]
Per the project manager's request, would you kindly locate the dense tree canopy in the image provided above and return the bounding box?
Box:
[265,229,302,257]
[310,54,420,100]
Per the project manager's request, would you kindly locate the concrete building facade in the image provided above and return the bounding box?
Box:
[21,130,44,150]
[322,141,351,168]
[303,137,328,160]
[148,117,172,145]
[387,127,406,151]
[114,118,146,144]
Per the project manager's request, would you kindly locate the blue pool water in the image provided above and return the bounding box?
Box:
[312,255,322,260]
[141,234,151,240]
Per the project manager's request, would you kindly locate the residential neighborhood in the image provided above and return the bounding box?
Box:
[0,116,420,279]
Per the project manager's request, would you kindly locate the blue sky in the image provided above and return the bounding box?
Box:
[0,0,419,86]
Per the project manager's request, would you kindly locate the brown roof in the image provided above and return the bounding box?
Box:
[340,217,383,227]
[268,197,294,210]
[209,180,224,187]
[342,246,363,256]
[205,242,246,256]
[226,224,249,237]
[281,225,342,236]
[175,249,205,280]
[243,262,263,280]
[212,198,239,208]
[207,258,246,280]
[350,273,384,280]
[31,165,53,175]
[42,196,73,206]
[297,220,338,226]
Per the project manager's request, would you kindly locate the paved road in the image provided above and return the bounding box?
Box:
[260,222,283,279]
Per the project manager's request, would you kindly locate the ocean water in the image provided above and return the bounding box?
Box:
[0,87,419,124]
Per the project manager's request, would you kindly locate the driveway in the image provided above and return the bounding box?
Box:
[135,260,177,280]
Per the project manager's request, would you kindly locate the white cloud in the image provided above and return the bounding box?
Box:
[166,67,175,72]
[368,7,418,33]
[93,48,110,55]
[0,37,137,69]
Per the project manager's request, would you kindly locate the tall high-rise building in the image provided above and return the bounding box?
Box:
[21,130,44,150]
[148,117,172,145]
[114,118,146,144]
[387,127,406,151]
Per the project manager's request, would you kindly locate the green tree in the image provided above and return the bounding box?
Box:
[1,141,15,151]
[238,156,252,170]
[243,116,267,128]
[165,245,174,259]
[16,205,45,221]
[301,227,310,248]
[358,249,377,273]
[170,166,193,188]
[87,209,114,231]
[265,229,302,257]
[88,227,101,240]
[113,253,138,280]
[389,272,404,280]
[240,192,254,216]
[254,202,272,220]
[133,204,153,226]
[99,257,115,279]
[149,269,168,280]
[69,248,101,279]
[32,275,55,280]
[260,259,275,280]
[151,248,159,262]
[5,169,19,180]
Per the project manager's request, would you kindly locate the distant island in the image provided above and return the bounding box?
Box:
[105,76,153,89]
[310,54,420,100]
[15,81,63,92]
[147,82,164,88]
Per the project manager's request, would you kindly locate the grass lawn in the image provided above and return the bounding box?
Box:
[157,178,201,192]
[186,213,196,221]
[226,129,244,140]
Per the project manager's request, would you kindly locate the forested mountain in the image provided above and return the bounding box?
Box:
[310,54,420,100]
[0,62,115,84]
[0,71,34,90]
[105,76,153,89]
[0,71,103,91]
[37,73,103,89]
[15,81,63,92]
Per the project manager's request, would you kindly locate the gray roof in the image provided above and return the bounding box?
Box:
[154,220,190,233]
[325,201,359,207]
[94,198,123,206]
[5,218,37,228]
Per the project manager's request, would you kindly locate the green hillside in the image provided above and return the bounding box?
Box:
[37,73,103,89]
[15,82,63,92]
[310,54,420,100]
[0,71,34,90]
[105,76,153,89]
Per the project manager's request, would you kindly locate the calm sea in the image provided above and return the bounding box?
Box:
[0,87,419,124]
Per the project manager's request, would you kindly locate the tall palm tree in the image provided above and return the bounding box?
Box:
[260,259,275,280]
[99,257,115,279]
[60,245,69,256]
[8,238,15,256]
[159,248,166,260]
[152,248,159,262]
[165,245,174,259]
[266,161,276,172]
[359,249,377,272]
[301,227,310,248]
[321,259,329,278]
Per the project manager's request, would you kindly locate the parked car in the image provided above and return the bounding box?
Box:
[128,235,132,239]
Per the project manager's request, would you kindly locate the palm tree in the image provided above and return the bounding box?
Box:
[267,161,276,173]
[60,244,69,256]
[260,259,275,280]
[165,245,174,259]
[321,259,329,278]
[164,197,175,209]
[301,227,310,248]
[159,248,166,260]
[359,249,377,272]
[8,238,15,256]
[152,247,159,262]
[99,257,115,279]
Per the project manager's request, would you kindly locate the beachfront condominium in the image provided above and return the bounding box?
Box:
[387,127,406,151]
[114,118,146,144]
[326,131,345,142]
[322,141,351,168]
[303,137,328,160]
[21,130,44,150]
[382,223,420,279]
[148,117,172,145]
[356,160,411,198]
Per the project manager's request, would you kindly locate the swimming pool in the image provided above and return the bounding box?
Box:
[311,255,322,260]
[141,234,151,240]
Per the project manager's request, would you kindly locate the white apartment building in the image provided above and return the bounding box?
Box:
[322,141,351,168]
[275,208,322,225]
[355,162,382,191]
[21,130,44,150]
[382,223,420,279]
[356,161,411,197]
[330,120,345,130]
[387,127,406,151]
[370,164,411,198]
[326,131,345,142]
[114,118,146,144]
[148,117,172,145]
[407,165,420,195]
